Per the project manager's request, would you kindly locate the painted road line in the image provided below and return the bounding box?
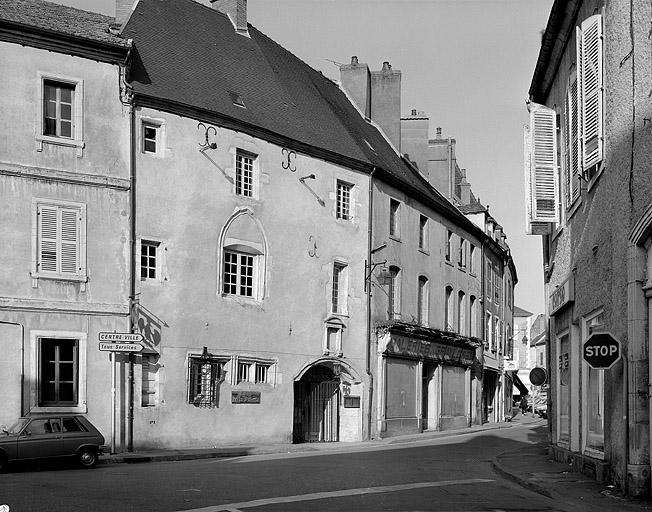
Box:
[176,478,495,512]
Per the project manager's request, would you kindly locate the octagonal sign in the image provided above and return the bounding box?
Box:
[583,332,621,369]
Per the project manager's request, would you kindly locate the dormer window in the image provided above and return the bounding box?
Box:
[229,91,245,108]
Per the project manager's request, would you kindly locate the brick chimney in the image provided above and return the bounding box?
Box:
[114,0,136,28]
[401,109,429,176]
[211,0,249,36]
[340,56,371,120]
[371,61,401,151]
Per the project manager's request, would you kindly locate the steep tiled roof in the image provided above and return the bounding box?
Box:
[121,0,476,227]
[0,0,129,48]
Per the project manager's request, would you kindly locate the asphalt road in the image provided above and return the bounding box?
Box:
[0,423,573,511]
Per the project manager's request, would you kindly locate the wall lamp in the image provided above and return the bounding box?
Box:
[299,174,316,182]
[365,260,391,292]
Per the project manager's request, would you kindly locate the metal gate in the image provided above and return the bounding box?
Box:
[294,381,340,442]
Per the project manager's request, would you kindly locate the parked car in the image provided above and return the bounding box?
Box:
[0,415,106,471]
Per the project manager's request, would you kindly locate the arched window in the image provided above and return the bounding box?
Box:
[218,208,267,300]
[458,291,466,335]
[470,295,477,337]
[417,276,429,325]
[387,266,401,320]
[444,286,454,331]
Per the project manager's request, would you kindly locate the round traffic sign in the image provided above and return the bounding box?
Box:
[583,332,621,369]
[529,367,548,386]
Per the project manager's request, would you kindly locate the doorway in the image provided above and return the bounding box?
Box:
[293,365,340,443]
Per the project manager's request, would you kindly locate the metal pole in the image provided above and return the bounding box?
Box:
[111,351,116,454]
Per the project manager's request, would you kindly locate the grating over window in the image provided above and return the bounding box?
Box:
[255,363,269,384]
[223,251,254,297]
[43,81,74,138]
[237,361,250,383]
[236,152,254,197]
[188,357,222,408]
[336,181,352,220]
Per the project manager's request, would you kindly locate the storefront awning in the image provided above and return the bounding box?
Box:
[513,373,529,395]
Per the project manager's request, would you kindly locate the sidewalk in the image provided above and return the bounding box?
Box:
[100,414,652,510]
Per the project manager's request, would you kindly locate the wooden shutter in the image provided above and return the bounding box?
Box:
[578,14,603,171]
[526,103,560,224]
[38,205,58,272]
[60,208,79,274]
[37,204,79,274]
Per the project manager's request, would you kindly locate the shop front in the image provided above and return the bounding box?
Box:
[375,323,479,437]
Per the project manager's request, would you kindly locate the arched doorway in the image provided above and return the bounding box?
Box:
[293,364,340,443]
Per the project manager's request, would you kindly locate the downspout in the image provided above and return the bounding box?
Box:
[366,167,377,441]
[127,102,137,452]
[448,138,453,199]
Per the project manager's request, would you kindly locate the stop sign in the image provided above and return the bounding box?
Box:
[583,332,621,369]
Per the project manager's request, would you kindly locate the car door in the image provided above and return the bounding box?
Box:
[16,418,63,460]
[61,416,96,456]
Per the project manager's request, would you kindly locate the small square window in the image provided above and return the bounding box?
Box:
[142,122,159,154]
[255,363,269,384]
[336,181,353,220]
[237,361,250,383]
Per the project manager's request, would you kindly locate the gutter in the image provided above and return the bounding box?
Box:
[365,167,377,441]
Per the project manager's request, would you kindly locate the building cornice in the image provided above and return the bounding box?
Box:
[0,161,131,190]
[0,297,129,316]
[0,20,130,65]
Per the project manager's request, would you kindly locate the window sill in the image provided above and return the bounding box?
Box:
[445,259,454,267]
[388,235,401,243]
[30,271,88,290]
[418,248,429,255]
[31,405,87,414]
[36,135,85,157]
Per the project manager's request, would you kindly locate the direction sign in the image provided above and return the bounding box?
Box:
[99,342,144,353]
[99,332,144,343]
[583,332,621,369]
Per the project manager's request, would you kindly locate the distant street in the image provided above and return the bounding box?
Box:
[0,422,580,512]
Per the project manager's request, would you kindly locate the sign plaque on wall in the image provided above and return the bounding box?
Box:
[231,391,261,404]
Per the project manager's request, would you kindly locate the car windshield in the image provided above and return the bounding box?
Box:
[4,418,29,434]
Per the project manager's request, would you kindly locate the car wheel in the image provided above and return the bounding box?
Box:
[77,448,98,469]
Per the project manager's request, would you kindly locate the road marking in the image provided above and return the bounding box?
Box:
[176,478,495,511]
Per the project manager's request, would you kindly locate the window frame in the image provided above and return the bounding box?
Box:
[222,248,258,298]
[387,266,401,320]
[445,230,453,263]
[235,150,256,198]
[417,276,429,326]
[389,199,401,239]
[418,215,429,252]
[444,286,454,331]
[36,72,84,156]
[331,261,349,316]
[31,198,87,288]
[336,180,354,221]
[140,240,160,281]
[141,117,165,157]
[30,330,87,414]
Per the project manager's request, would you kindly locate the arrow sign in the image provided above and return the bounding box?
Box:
[99,342,144,353]
[99,332,144,343]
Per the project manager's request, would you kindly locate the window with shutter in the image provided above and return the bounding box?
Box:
[525,103,560,228]
[578,14,604,177]
[36,202,82,277]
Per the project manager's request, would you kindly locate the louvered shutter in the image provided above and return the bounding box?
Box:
[527,103,560,224]
[38,205,58,272]
[37,204,79,275]
[578,14,603,171]
[60,208,79,274]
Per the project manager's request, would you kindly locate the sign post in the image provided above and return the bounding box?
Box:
[583,332,621,369]
[99,332,145,454]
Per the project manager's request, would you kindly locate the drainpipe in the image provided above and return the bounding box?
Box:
[366,167,377,440]
[0,320,25,415]
[127,103,137,452]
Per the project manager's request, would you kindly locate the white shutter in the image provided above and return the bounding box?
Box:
[38,205,58,272]
[37,204,80,275]
[60,208,79,274]
[527,102,560,224]
[578,14,603,171]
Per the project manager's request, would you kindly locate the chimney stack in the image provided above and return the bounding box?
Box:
[211,0,248,35]
[340,56,371,119]
[114,0,136,28]
[371,61,402,151]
